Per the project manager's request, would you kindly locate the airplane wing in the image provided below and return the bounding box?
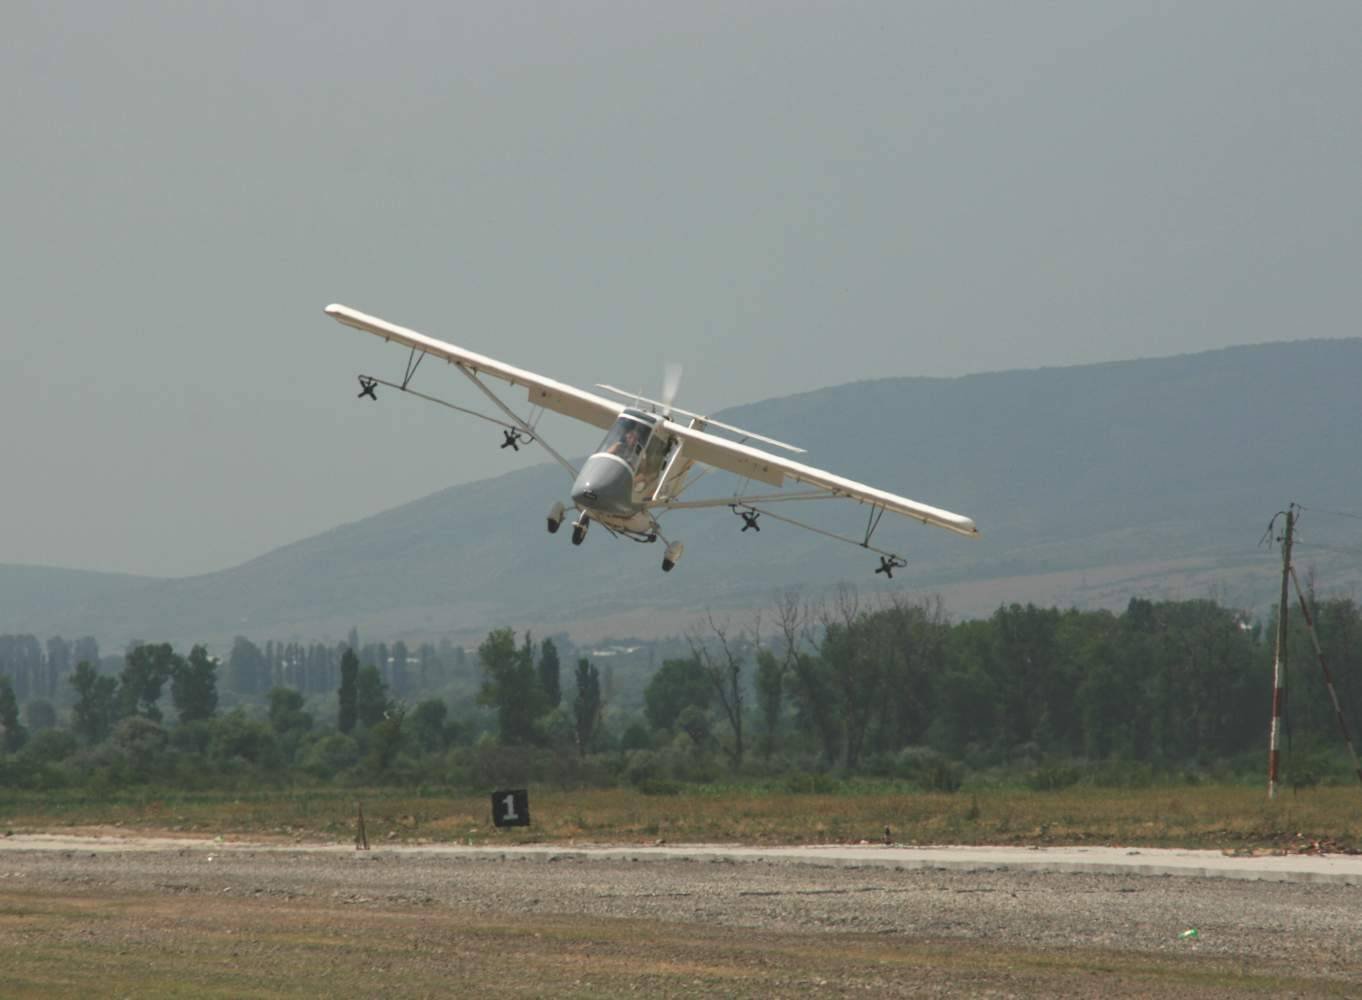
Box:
[659,420,980,539]
[325,304,621,431]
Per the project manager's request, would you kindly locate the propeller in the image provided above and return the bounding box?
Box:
[661,362,683,419]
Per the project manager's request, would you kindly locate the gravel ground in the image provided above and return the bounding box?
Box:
[2,843,1360,996]
[6,846,1361,958]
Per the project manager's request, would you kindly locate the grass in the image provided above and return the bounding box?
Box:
[3,781,1361,852]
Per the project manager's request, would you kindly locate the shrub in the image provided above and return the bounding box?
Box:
[623,749,659,787]
[783,772,840,794]
[302,732,361,779]
[20,728,77,765]
[895,747,965,793]
[1026,762,1081,791]
[620,723,653,752]
[1088,760,1156,788]
[637,779,683,796]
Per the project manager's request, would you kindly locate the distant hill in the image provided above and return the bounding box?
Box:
[6,338,1361,649]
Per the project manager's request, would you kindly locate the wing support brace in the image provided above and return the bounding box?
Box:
[451,364,578,477]
[651,441,692,502]
[678,496,910,573]
[353,351,580,479]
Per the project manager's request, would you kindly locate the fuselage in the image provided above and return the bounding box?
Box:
[571,409,669,531]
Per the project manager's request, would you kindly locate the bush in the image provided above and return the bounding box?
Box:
[112,716,169,775]
[623,749,659,787]
[20,728,77,765]
[783,772,841,794]
[894,747,964,793]
[1088,760,1156,788]
[637,779,683,796]
[1025,762,1081,791]
[302,732,361,779]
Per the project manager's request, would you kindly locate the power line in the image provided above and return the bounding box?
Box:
[1298,504,1362,522]
[1294,541,1362,559]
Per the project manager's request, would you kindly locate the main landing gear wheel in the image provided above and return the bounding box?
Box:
[661,541,684,572]
[547,502,566,534]
[571,516,590,546]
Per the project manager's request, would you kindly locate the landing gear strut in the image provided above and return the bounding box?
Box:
[571,515,590,546]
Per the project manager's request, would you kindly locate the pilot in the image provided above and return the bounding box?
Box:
[608,426,642,457]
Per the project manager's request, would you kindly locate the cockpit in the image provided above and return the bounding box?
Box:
[597,411,655,472]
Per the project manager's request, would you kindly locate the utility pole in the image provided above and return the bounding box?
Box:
[1267,505,1295,800]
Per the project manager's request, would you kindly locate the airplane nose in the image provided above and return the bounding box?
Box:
[572,457,634,514]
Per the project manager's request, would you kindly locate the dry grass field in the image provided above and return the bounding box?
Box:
[4,783,1360,852]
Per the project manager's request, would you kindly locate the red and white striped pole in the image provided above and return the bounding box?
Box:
[1268,507,1294,800]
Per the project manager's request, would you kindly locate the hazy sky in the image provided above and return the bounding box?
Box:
[4,1,1359,578]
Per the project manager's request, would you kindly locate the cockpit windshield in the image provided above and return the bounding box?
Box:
[598,415,653,471]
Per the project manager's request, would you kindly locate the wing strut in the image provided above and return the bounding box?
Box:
[453,364,579,478]
[401,346,425,389]
[864,504,888,547]
[353,359,579,480]
[725,501,910,572]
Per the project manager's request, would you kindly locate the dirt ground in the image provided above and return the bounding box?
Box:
[1,839,1359,998]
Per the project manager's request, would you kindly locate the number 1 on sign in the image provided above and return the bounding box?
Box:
[502,793,519,821]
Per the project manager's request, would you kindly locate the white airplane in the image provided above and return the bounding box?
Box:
[325,305,979,575]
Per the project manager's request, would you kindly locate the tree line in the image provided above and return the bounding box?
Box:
[2,591,1359,791]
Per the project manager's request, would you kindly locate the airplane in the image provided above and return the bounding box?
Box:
[325,304,979,575]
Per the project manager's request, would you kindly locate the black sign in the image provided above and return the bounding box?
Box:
[491,788,530,828]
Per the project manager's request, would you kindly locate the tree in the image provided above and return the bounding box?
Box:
[119,643,180,722]
[815,590,879,769]
[0,676,26,752]
[643,656,712,731]
[207,710,278,769]
[45,636,71,699]
[227,637,268,696]
[477,628,548,745]
[172,645,218,723]
[25,698,57,733]
[356,664,389,729]
[538,638,562,709]
[676,704,711,748]
[70,661,118,744]
[268,687,312,734]
[787,649,841,765]
[337,648,359,734]
[112,715,167,774]
[409,698,450,752]
[390,640,410,696]
[689,614,746,765]
[572,658,601,757]
[365,704,406,773]
[754,649,786,759]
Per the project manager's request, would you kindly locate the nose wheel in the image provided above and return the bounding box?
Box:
[571,515,590,546]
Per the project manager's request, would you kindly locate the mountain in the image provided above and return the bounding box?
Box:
[6,339,1361,649]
